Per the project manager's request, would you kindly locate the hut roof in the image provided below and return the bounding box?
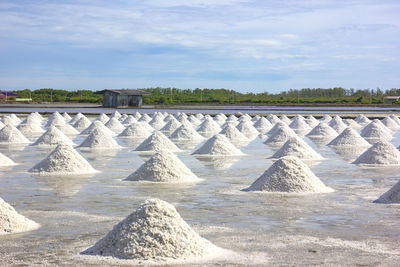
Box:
[96,89,150,96]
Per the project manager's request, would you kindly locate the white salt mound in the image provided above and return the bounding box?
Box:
[17,122,45,136]
[327,127,370,147]
[219,124,249,144]
[125,151,200,183]
[81,199,218,260]
[96,113,109,124]
[73,116,92,130]
[381,117,400,130]
[138,113,151,123]
[352,141,400,166]
[170,125,205,142]
[329,116,347,133]
[360,120,392,143]
[264,123,297,146]
[0,197,40,235]
[81,121,117,136]
[110,111,122,120]
[197,118,221,138]
[56,124,80,136]
[29,144,98,175]
[289,117,311,132]
[122,115,137,125]
[355,114,371,125]
[243,156,333,193]
[236,120,259,139]
[279,115,291,125]
[62,112,72,122]
[389,114,400,125]
[69,113,85,125]
[78,128,121,150]
[306,122,338,138]
[118,123,152,138]
[253,117,272,134]
[46,115,66,128]
[0,152,16,166]
[192,134,244,156]
[105,118,125,133]
[0,125,30,144]
[135,131,181,153]
[160,119,181,135]
[271,136,324,161]
[374,180,400,204]
[149,116,166,130]
[32,126,74,147]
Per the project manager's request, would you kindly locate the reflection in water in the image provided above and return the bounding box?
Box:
[33,173,92,196]
[195,155,241,170]
[308,136,335,147]
[332,146,368,162]
[80,149,120,161]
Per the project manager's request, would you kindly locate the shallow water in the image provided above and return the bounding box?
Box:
[0,117,400,266]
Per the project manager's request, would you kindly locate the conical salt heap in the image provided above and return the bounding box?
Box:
[105,117,125,134]
[119,114,128,122]
[219,124,249,145]
[236,120,259,139]
[319,115,332,123]
[32,126,74,147]
[17,120,45,136]
[96,113,109,124]
[352,141,400,166]
[73,116,92,131]
[0,125,30,144]
[29,144,98,175]
[62,112,72,122]
[135,131,181,153]
[213,114,226,126]
[374,180,400,204]
[328,127,370,147]
[0,197,40,235]
[170,125,205,142]
[305,116,319,127]
[160,119,181,135]
[252,115,261,122]
[328,116,347,133]
[306,122,338,138]
[2,115,19,126]
[125,151,200,183]
[271,136,324,161]
[46,115,66,128]
[188,115,201,126]
[360,120,392,143]
[56,123,80,136]
[81,121,117,136]
[197,117,222,138]
[78,128,122,150]
[195,113,204,120]
[0,152,16,166]
[264,123,297,146]
[110,110,122,120]
[279,115,291,125]
[69,113,85,125]
[9,114,22,124]
[163,114,176,123]
[355,114,371,125]
[243,156,333,193]
[289,116,311,134]
[389,114,400,126]
[133,112,142,120]
[226,114,238,123]
[149,115,166,130]
[138,113,152,123]
[81,199,218,260]
[381,116,400,130]
[344,119,362,129]
[192,134,244,156]
[21,113,42,125]
[267,121,288,136]
[118,123,152,139]
[0,121,5,130]
[122,115,137,125]
[253,117,272,134]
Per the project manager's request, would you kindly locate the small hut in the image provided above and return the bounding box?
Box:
[96,89,150,108]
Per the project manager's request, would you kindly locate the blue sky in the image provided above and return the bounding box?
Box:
[0,0,399,93]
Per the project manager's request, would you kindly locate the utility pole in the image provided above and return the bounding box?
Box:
[297,90,300,104]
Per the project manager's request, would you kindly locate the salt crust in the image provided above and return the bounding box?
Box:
[125,151,200,183]
[81,121,117,136]
[271,136,324,160]
[135,131,181,153]
[118,123,152,138]
[78,128,122,150]
[170,125,205,141]
[197,118,222,138]
[0,197,40,235]
[264,123,297,146]
[243,156,334,193]
[0,125,30,144]
[0,152,17,166]
[29,144,98,175]
[32,126,74,147]
[306,122,338,138]
[105,118,125,133]
[374,180,400,204]
[235,120,259,139]
[81,199,219,260]
[352,141,400,166]
[219,124,249,144]
[192,134,244,156]
[327,127,370,147]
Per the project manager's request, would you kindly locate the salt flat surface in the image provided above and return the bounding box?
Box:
[0,114,400,266]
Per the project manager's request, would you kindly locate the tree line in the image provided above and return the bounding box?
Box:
[8,87,400,105]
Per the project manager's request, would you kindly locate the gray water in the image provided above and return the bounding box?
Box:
[0,117,400,266]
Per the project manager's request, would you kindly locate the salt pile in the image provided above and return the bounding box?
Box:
[177,116,193,128]
[328,116,347,133]
[289,116,311,134]
[266,114,280,124]
[110,110,122,120]
[0,197,40,235]
[17,121,45,136]
[105,118,125,134]
[56,123,80,136]
[352,141,400,166]
[253,117,273,134]
[125,151,200,183]
[2,116,18,127]
[119,114,128,122]
[163,114,176,123]
[138,113,151,123]
[271,136,324,161]
[264,123,297,146]
[0,125,30,144]
[29,144,98,175]
[305,116,319,127]
[78,128,122,150]
[252,115,260,122]
[69,113,85,125]
[389,114,400,125]
[188,115,201,126]
[149,115,166,130]
[343,119,362,129]
[32,126,74,147]
[355,114,371,125]
[327,127,370,147]
[192,134,244,156]
[160,119,181,135]
[73,116,92,131]
[195,113,204,120]
[381,117,400,130]
[62,112,72,122]
[373,180,400,204]
[133,112,142,120]
[236,120,259,139]
[9,114,22,124]
[46,115,66,128]
[96,113,109,124]
[135,131,181,153]
[118,123,152,139]
[21,113,42,125]
[226,114,238,123]
[360,120,392,143]
[170,125,205,142]
[219,124,249,145]
[214,114,226,126]
[197,117,222,138]
[243,156,333,193]
[319,115,332,123]
[81,121,117,136]
[0,152,16,166]
[306,122,338,138]
[0,121,5,130]
[279,115,291,125]
[81,199,218,260]
[122,115,137,125]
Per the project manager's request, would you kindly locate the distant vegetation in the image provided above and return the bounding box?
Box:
[8,87,400,105]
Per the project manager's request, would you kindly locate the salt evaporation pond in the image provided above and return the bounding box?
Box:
[0,111,400,266]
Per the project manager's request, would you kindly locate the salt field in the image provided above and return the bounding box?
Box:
[0,111,400,266]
